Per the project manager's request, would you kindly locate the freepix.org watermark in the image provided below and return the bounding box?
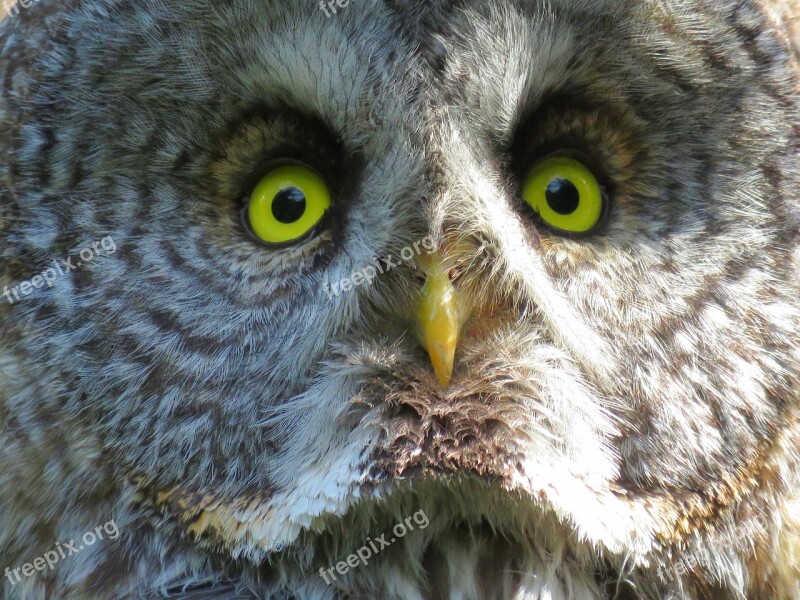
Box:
[2,0,42,19]
[2,236,116,305]
[4,519,119,586]
[324,236,436,300]
[657,554,700,582]
[319,510,430,585]
[318,0,356,18]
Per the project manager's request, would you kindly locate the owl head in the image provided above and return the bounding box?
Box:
[1,0,799,598]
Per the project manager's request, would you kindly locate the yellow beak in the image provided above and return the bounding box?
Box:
[417,253,460,388]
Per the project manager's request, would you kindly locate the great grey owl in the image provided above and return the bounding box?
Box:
[1,0,799,598]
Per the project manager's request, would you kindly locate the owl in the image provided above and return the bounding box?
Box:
[1,0,799,598]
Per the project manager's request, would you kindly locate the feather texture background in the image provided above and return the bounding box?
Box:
[1,0,799,598]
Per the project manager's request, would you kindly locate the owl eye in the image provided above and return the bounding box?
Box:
[245,165,331,245]
[521,156,606,234]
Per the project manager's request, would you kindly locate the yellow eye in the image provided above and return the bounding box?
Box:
[246,165,331,245]
[521,156,605,234]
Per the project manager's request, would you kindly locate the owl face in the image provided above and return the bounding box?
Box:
[1,0,799,598]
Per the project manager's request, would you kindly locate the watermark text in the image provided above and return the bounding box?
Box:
[319,510,430,585]
[3,235,117,305]
[4,519,119,586]
[324,236,436,300]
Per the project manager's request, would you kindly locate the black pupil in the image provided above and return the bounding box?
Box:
[272,187,307,224]
[545,178,580,215]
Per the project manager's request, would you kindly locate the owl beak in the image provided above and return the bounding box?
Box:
[417,253,460,389]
